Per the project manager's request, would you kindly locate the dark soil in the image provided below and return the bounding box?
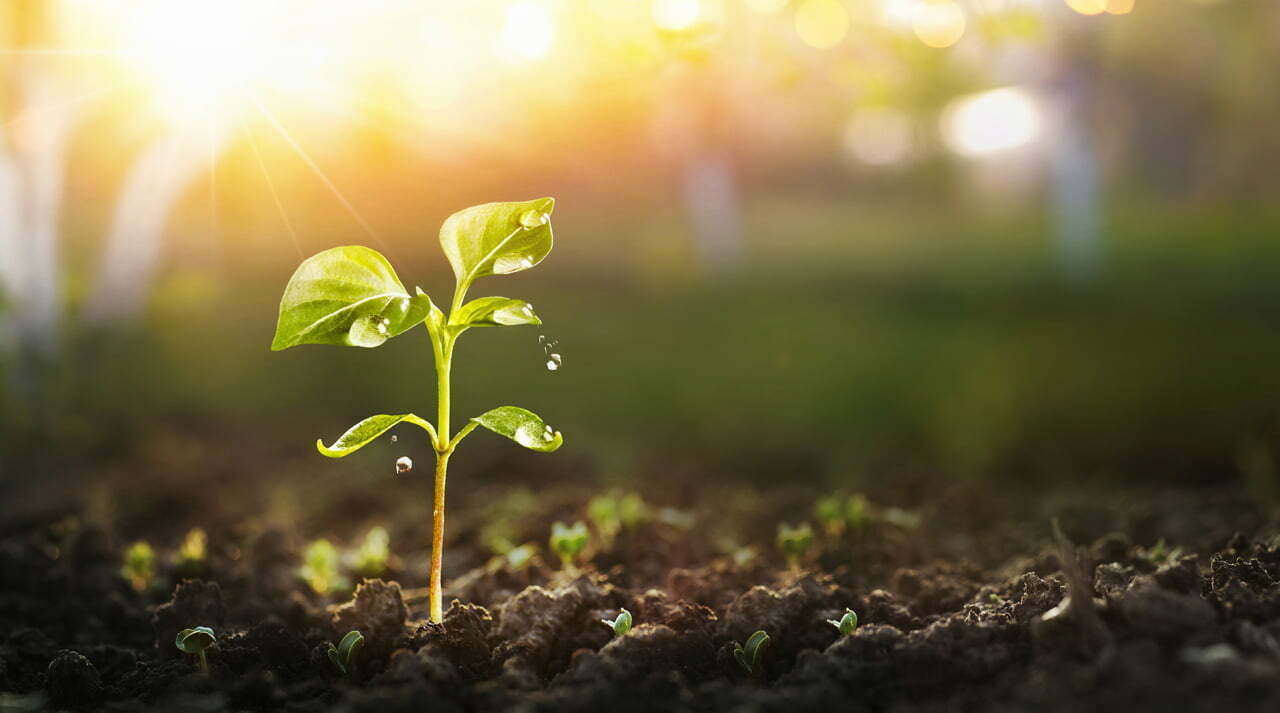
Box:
[3,476,1280,712]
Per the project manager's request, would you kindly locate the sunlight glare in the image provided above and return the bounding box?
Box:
[795,0,851,49]
[652,0,702,31]
[941,87,1041,157]
[912,1,966,49]
[496,1,556,62]
[1064,0,1108,15]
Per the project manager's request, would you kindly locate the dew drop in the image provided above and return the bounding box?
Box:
[395,456,413,474]
[519,209,550,229]
[519,256,534,269]
[347,315,389,348]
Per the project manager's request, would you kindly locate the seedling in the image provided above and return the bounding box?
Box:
[271,199,564,623]
[601,608,633,637]
[845,494,871,531]
[300,539,347,595]
[175,626,215,674]
[121,541,155,592]
[550,520,589,568]
[587,490,646,542]
[352,526,390,579]
[327,630,364,679]
[827,608,858,635]
[175,528,207,566]
[776,522,815,569]
[814,495,845,536]
[733,630,770,678]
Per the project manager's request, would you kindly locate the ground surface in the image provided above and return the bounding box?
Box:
[2,477,1280,713]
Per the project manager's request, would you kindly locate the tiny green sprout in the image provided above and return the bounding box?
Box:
[176,527,207,564]
[776,522,815,569]
[352,526,390,578]
[845,494,871,531]
[601,608,633,637]
[300,539,347,595]
[587,491,647,541]
[550,520,590,568]
[121,541,156,592]
[175,626,215,674]
[271,199,564,623]
[327,630,364,679]
[827,609,858,635]
[815,495,845,536]
[733,630,770,678]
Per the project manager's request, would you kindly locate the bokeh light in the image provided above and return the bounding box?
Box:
[843,107,916,166]
[913,1,967,49]
[652,0,702,31]
[496,1,555,62]
[941,86,1041,156]
[1064,0,1108,15]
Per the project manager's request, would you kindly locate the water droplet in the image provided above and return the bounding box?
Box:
[545,357,560,371]
[395,456,413,474]
[538,335,547,345]
[347,315,389,348]
[519,209,550,229]
[519,256,534,269]
[522,304,534,318]
[390,435,398,443]
[542,424,555,441]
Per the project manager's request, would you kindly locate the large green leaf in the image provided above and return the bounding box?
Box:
[317,414,437,457]
[271,246,431,351]
[439,198,555,287]
[452,296,541,329]
[471,406,563,453]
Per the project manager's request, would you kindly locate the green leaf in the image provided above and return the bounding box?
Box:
[452,297,541,329]
[439,198,555,287]
[317,414,437,457]
[336,630,363,668]
[271,246,431,351]
[470,406,563,453]
[175,626,215,654]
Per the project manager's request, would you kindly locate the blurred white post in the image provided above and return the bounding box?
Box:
[84,125,230,323]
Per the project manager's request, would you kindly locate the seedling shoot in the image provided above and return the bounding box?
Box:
[271,199,563,622]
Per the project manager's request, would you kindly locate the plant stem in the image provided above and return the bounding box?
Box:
[428,333,454,624]
[197,651,208,675]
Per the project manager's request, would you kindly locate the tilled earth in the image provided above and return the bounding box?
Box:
[3,482,1280,712]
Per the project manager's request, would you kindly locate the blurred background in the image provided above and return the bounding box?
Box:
[2,0,1280,532]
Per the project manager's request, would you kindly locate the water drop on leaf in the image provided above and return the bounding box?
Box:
[347,315,390,348]
[519,209,550,229]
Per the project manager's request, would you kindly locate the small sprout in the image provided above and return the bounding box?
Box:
[177,528,207,564]
[814,495,845,536]
[272,199,564,623]
[121,541,156,592]
[549,520,589,568]
[327,630,364,678]
[175,626,215,674]
[505,543,537,570]
[845,494,871,531]
[733,630,770,678]
[300,539,347,595]
[587,491,647,541]
[776,522,815,569]
[352,526,390,578]
[601,608,633,637]
[827,608,858,635]
[881,507,921,531]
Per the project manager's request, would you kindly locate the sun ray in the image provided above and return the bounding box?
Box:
[252,98,389,253]
[241,116,303,259]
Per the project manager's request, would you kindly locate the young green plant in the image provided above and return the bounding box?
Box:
[733,630,770,678]
[175,626,215,674]
[601,608,633,637]
[827,608,858,635]
[327,630,364,679]
[271,199,563,623]
[549,520,589,569]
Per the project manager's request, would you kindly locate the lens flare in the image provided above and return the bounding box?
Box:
[913,2,966,49]
[941,87,1041,157]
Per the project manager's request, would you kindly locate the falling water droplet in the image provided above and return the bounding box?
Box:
[390,435,398,443]
[538,335,547,345]
[395,456,413,474]
[546,353,561,371]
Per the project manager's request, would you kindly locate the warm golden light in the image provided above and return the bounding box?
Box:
[1106,0,1135,14]
[913,1,966,49]
[652,0,702,31]
[745,0,791,14]
[1064,0,1108,15]
[941,86,1040,157]
[844,107,915,166]
[794,0,850,49]
[496,1,555,62]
